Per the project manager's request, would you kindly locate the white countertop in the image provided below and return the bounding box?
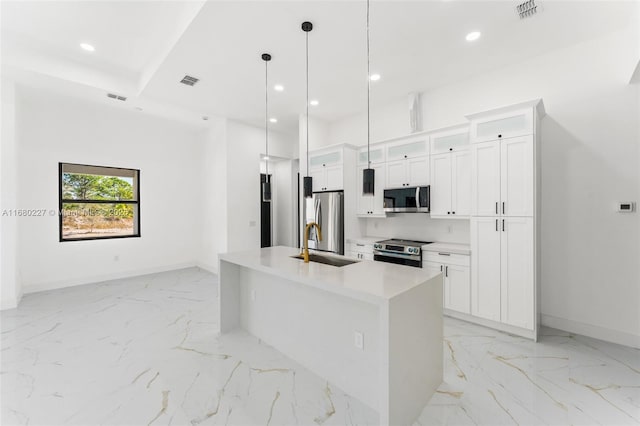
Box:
[219,246,439,305]
[422,242,471,255]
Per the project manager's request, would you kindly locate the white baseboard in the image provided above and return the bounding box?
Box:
[541,314,640,349]
[22,262,199,295]
[196,261,218,275]
[1,297,18,311]
[444,309,537,341]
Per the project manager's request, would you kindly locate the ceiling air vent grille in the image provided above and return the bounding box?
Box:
[107,93,127,101]
[517,0,538,19]
[180,75,199,86]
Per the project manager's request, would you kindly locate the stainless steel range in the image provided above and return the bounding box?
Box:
[373,239,433,268]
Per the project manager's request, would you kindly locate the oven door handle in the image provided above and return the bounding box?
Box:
[374,250,421,260]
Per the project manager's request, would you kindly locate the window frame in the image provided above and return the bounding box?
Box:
[58,162,141,242]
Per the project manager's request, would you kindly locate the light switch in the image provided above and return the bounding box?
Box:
[354,331,364,350]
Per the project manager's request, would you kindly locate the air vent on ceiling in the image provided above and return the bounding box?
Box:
[180,75,199,86]
[517,0,538,19]
[107,93,127,101]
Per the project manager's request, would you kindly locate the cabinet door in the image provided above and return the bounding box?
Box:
[387,139,429,161]
[324,165,343,191]
[310,168,325,192]
[501,136,533,217]
[407,156,429,186]
[500,217,534,330]
[471,141,500,216]
[445,264,471,314]
[356,166,373,215]
[471,107,534,144]
[309,149,342,170]
[452,150,471,217]
[362,253,374,261]
[371,164,386,216]
[471,217,501,321]
[385,159,407,188]
[430,153,452,217]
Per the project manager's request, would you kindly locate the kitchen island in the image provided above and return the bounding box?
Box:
[218,246,443,426]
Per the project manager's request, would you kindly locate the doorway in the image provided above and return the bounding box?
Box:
[260,173,272,248]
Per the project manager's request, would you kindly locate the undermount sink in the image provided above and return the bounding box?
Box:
[291,253,359,267]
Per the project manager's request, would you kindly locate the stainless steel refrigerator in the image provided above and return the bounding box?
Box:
[303,191,344,255]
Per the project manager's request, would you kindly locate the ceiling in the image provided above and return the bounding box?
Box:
[1,1,636,133]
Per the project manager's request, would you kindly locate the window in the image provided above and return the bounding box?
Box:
[59,163,140,241]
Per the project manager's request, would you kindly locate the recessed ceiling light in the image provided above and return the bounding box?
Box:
[370,74,381,81]
[310,100,319,106]
[263,156,270,160]
[80,43,95,52]
[274,84,284,92]
[269,118,278,123]
[465,31,481,42]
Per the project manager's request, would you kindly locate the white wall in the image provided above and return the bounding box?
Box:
[15,87,204,293]
[328,27,640,345]
[1,79,21,309]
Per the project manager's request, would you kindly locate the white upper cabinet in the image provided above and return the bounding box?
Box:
[430,126,470,154]
[385,137,429,161]
[308,147,346,191]
[470,107,534,144]
[309,149,342,170]
[451,150,471,217]
[471,141,501,216]
[356,164,386,217]
[501,136,534,217]
[385,157,429,188]
[357,146,385,165]
[430,153,452,216]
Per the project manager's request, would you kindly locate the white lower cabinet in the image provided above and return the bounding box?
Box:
[423,253,470,315]
[471,216,534,329]
[346,242,374,261]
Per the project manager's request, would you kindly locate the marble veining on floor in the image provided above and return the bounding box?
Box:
[1,268,639,426]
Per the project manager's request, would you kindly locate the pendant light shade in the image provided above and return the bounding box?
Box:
[261,53,272,202]
[362,0,375,196]
[302,21,313,198]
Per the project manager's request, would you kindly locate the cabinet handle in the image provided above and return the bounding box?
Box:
[447,211,450,215]
[452,211,456,214]
[440,265,443,271]
[404,155,407,158]
[495,202,498,214]
[502,219,505,232]
[438,252,451,256]
[356,244,364,247]
[445,266,448,277]
[498,134,502,138]
[495,219,498,232]
[502,202,505,214]
[449,148,453,151]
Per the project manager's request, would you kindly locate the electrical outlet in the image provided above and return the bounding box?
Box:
[114,255,119,261]
[354,331,364,350]
[249,220,257,227]
[251,289,256,301]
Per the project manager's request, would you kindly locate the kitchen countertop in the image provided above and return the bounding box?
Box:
[422,242,471,255]
[219,246,439,305]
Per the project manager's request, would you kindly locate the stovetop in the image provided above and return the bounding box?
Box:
[377,239,433,247]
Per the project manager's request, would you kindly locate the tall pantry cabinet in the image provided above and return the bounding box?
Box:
[467,100,545,340]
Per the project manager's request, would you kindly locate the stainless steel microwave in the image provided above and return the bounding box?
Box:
[383,186,430,213]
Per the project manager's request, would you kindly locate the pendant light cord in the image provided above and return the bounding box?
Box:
[306,31,310,175]
[265,58,269,177]
[366,0,371,169]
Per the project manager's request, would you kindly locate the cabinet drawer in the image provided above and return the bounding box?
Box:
[423,251,470,267]
[347,242,373,254]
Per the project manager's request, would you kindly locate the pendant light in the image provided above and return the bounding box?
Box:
[362,0,375,195]
[302,21,313,198]
[262,53,272,202]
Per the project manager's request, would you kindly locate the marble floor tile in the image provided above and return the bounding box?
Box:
[1,267,639,426]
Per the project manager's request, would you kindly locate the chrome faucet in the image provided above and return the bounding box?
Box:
[302,222,322,263]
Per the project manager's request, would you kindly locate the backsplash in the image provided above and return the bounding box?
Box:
[364,215,470,244]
